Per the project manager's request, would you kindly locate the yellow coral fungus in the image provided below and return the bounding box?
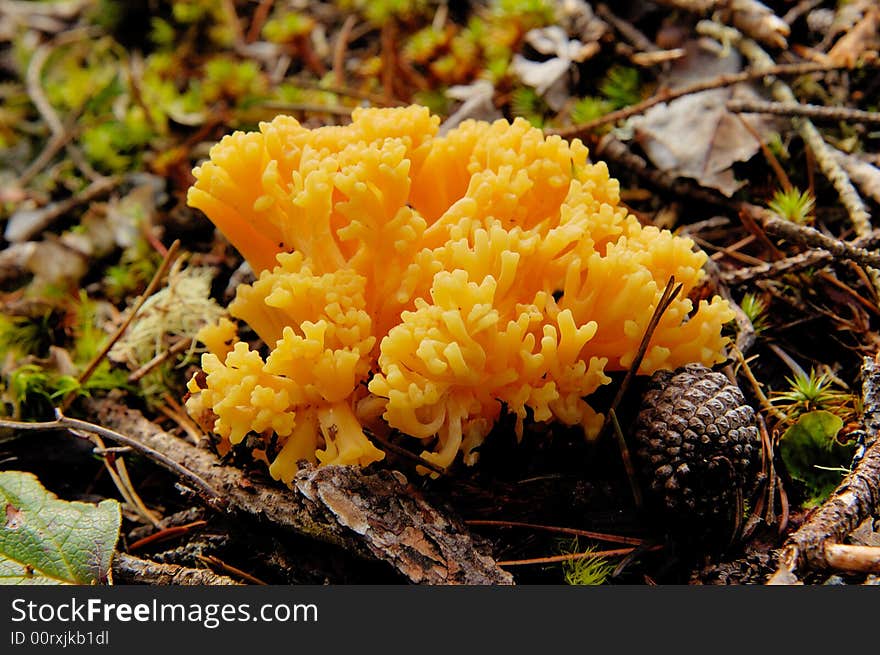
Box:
[185,105,736,481]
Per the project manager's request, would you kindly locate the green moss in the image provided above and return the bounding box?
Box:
[509,86,546,127]
[600,66,641,109]
[70,292,108,365]
[262,13,315,42]
[570,97,612,125]
[340,0,432,25]
[0,314,54,359]
[103,238,162,305]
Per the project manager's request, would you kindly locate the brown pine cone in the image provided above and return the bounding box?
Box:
[632,363,761,539]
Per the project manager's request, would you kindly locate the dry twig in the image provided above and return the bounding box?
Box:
[112,552,241,585]
[727,98,880,124]
[720,230,880,286]
[551,62,843,138]
[760,213,880,269]
[0,409,224,503]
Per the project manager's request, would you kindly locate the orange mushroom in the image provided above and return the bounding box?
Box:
[185,106,735,481]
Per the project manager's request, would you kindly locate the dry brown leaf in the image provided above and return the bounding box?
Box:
[827,7,879,67]
[627,41,773,197]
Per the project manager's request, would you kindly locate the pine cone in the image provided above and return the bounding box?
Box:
[632,363,760,538]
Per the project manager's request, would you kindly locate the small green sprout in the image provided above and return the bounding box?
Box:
[767,187,816,224]
[770,368,853,420]
[740,292,769,334]
[560,539,614,586]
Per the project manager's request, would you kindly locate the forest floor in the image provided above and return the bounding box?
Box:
[1,0,880,586]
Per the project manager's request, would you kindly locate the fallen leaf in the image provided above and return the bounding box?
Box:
[441,80,502,134]
[0,471,121,585]
[628,41,773,196]
[827,6,879,66]
[512,26,598,111]
[779,410,854,507]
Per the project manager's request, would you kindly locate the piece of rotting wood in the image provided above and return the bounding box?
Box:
[88,398,512,585]
[295,466,514,585]
[112,552,241,586]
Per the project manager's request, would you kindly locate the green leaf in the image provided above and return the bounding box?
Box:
[0,471,121,585]
[780,410,854,506]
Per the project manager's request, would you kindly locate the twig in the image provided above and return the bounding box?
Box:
[4,176,119,243]
[15,110,84,188]
[652,0,790,48]
[333,15,357,89]
[862,353,880,449]
[128,520,207,552]
[61,240,181,411]
[245,0,274,43]
[760,213,880,269]
[104,441,162,527]
[703,257,757,354]
[831,148,880,206]
[610,408,643,510]
[721,229,880,286]
[497,546,659,567]
[92,446,133,455]
[595,4,658,53]
[595,133,741,209]
[197,555,268,585]
[732,346,782,420]
[127,336,194,384]
[823,544,880,574]
[364,428,447,477]
[0,409,224,503]
[727,98,880,124]
[24,27,103,181]
[598,276,683,441]
[464,519,646,546]
[155,394,204,445]
[220,0,245,48]
[737,114,792,190]
[782,0,823,26]
[550,61,847,138]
